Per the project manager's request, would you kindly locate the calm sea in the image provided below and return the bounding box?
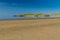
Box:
[0,16,60,20]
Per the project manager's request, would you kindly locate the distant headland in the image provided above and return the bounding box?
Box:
[14,14,60,18]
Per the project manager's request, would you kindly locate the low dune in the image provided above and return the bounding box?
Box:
[0,18,60,40]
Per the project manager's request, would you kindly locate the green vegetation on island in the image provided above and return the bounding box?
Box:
[14,14,60,18]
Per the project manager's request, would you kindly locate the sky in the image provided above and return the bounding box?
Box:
[0,0,60,19]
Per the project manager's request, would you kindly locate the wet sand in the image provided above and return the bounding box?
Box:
[0,18,60,40]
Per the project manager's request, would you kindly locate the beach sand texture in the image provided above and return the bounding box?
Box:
[0,18,60,40]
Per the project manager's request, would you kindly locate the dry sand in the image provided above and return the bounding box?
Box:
[0,18,60,40]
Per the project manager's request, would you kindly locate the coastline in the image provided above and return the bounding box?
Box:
[0,17,60,21]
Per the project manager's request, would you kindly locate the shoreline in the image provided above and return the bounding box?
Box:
[0,17,60,21]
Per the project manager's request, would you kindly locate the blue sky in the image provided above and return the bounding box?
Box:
[0,0,60,19]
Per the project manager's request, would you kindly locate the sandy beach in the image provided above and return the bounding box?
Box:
[0,18,60,40]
